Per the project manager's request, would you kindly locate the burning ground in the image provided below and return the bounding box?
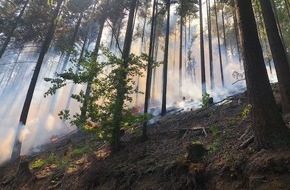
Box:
[1,84,290,190]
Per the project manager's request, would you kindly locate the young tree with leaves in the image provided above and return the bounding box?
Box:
[111,0,139,151]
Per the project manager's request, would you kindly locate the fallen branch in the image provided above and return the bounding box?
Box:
[238,125,251,140]
[232,79,245,85]
[190,98,230,117]
[239,135,254,149]
[170,126,208,137]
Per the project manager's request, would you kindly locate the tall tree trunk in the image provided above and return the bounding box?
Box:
[221,1,228,64]
[207,0,214,90]
[63,34,88,113]
[270,0,286,49]
[284,0,290,20]
[143,0,157,140]
[253,0,273,74]
[61,0,98,118]
[199,0,206,94]
[161,0,170,115]
[11,0,63,161]
[233,6,241,63]
[152,0,159,101]
[235,0,290,150]
[141,0,150,44]
[112,0,138,151]
[260,0,290,113]
[179,17,183,97]
[152,38,159,100]
[184,17,187,76]
[214,0,224,87]
[60,12,84,75]
[0,0,29,59]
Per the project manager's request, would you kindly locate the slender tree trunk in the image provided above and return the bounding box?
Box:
[11,0,63,161]
[259,0,290,112]
[214,0,224,87]
[270,0,286,49]
[140,0,150,44]
[207,0,214,90]
[284,0,290,20]
[199,0,206,94]
[152,0,159,101]
[0,49,23,97]
[152,38,159,100]
[0,0,29,59]
[264,37,273,74]
[173,27,177,69]
[179,17,183,97]
[235,0,290,150]
[81,1,108,123]
[143,0,157,140]
[253,1,273,74]
[161,0,170,115]
[221,1,228,64]
[60,12,84,74]
[110,25,115,49]
[112,0,138,151]
[184,17,187,77]
[233,7,241,63]
[115,18,123,49]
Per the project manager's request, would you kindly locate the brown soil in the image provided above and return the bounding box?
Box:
[1,84,290,190]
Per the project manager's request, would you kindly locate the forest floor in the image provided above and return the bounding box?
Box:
[1,83,290,190]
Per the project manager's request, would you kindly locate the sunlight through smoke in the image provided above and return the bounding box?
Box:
[0,128,15,164]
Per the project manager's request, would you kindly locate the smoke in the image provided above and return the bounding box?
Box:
[0,46,78,165]
[0,8,280,166]
[21,114,76,155]
[0,125,15,164]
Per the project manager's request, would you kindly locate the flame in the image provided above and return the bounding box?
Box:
[50,136,58,142]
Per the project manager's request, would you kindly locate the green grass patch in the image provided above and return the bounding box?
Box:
[30,158,46,169]
[71,145,92,156]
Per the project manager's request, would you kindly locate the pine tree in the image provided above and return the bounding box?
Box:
[11,0,64,161]
[235,0,290,149]
[259,0,290,113]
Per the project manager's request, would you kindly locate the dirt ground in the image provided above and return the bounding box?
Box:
[1,84,290,190]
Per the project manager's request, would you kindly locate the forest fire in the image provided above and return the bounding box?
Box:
[50,136,58,142]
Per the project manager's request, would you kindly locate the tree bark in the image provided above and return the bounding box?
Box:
[232,6,241,63]
[206,0,214,90]
[143,0,157,140]
[214,0,224,87]
[199,0,206,94]
[235,0,290,150]
[112,0,138,151]
[179,17,183,97]
[270,0,286,49]
[260,0,290,113]
[161,0,170,115]
[221,1,228,64]
[11,0,63,161]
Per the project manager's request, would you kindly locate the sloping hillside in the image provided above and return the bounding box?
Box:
[1,85,290,190]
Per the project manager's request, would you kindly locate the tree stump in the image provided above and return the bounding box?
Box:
[185,143,208,162]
